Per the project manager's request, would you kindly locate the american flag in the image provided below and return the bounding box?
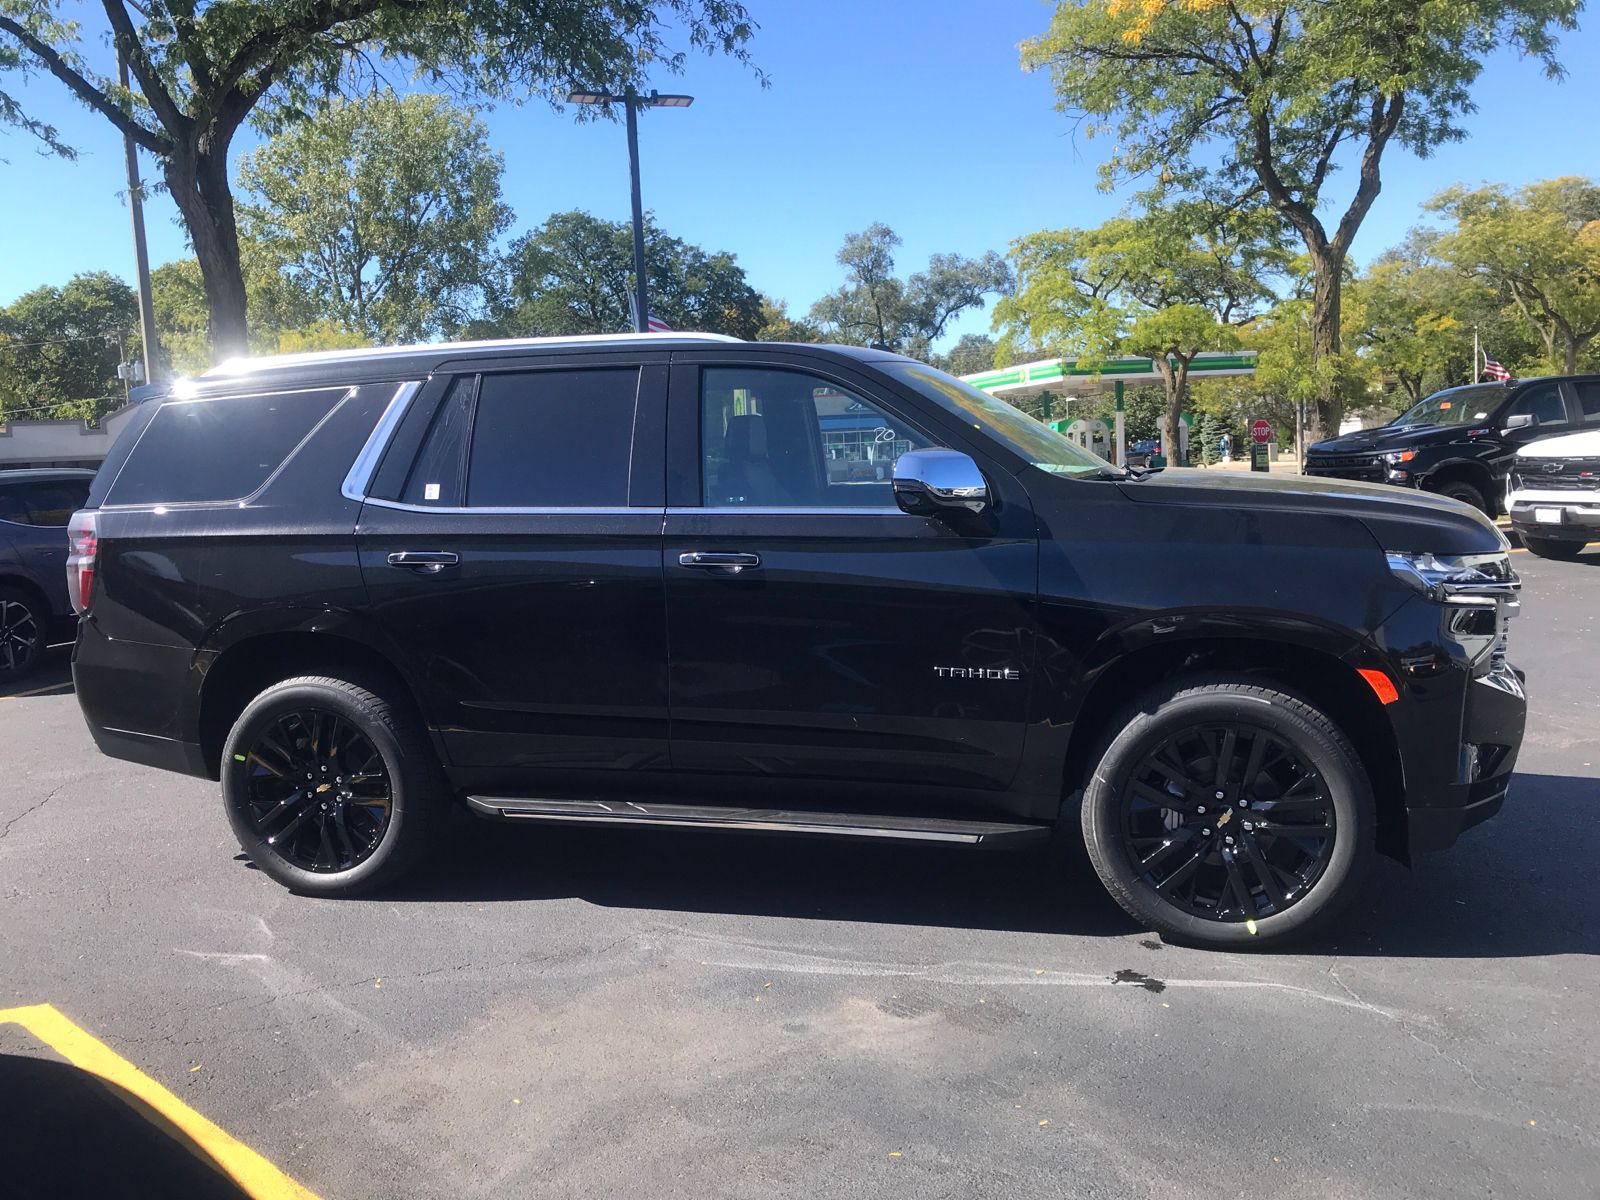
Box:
[646,312,672,333]
[1482,355,1511,382]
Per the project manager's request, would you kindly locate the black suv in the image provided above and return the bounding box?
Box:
[0,467,96,680]
[1304,376,1600,513]
[69,336,1527,948]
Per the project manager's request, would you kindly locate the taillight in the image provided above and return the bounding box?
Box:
[66,509,97,614]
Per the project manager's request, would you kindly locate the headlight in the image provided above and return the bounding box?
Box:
[1383,450,1417,464]
[1386,551,1519,606]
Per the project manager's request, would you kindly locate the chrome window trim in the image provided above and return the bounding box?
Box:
[341,381,422,502]
[361,496,646,516]
[666,506,911,516]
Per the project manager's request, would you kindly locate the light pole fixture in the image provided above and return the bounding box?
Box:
[567,87,694,334]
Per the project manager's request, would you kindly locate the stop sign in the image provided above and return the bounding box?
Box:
[1250,419,1272,444]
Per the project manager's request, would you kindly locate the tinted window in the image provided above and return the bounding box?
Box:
[0,484,30,525]
[1509,385,1567,427]
[1575,381,1600,421]
[702,368,936,508]
[106,388,345,506]
[465,370,637,508]
[20,479,91,526]
[402,377,476,507]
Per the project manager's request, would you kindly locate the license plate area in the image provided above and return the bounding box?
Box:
[1535,507,1564,524]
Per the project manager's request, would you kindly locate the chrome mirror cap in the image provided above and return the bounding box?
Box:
[892,449,989,515]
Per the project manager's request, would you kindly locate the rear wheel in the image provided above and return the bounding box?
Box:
[1523,535,1585,560]
[1432,480,1487,514]
[0,587,46,682]
[1082,676,1375,949]
[221,675,448,896]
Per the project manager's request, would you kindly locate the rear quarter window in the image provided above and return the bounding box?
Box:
[105,388,346,506]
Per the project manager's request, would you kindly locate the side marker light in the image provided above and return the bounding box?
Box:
[1358,668,1399,705]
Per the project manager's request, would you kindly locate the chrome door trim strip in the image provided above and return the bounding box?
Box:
[340,380,422,502]
[665,506,911,516]
[360,497,652,516]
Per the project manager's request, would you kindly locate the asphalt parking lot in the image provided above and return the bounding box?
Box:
[2,544,1597,1200]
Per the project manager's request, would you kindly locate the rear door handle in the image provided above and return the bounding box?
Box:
[678,552,761,573]
[387,551,459,575]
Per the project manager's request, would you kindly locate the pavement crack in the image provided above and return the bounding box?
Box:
[0,784,65,842]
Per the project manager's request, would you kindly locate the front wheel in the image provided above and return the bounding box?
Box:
[1522,535,1585,560]
[1082,676,1375,949]
[221,675,448,896]
[1431,480,1487,514]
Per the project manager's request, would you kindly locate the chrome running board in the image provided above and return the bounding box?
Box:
[464,796,1050,846]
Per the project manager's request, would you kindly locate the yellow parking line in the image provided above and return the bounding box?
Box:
[0,1003,321,1200]
[1,680,74,699]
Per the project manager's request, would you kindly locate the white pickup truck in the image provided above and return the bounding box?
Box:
[1507,428,1600,559]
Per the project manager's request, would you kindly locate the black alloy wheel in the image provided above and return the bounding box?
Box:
[0,587,45,681]
[1119,723,1334,924]
[1082,677,1374,949]
[222,675,448,896]
[239,709,393,873]
[1432,480,1487,514]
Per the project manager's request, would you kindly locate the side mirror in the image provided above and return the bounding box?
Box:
[1503,413,1535,432]
[892,449,989,516]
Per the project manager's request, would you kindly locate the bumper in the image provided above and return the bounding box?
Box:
[72,618,212,780]
[1509,497,1600,542]
[1404,661,1526,854]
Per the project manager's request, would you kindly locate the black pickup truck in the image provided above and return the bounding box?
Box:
[1305,376,1600,514]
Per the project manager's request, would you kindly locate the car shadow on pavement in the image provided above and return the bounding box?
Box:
[0,642,75,699]
[0,1053,250,1199]
[381,772,1600,955]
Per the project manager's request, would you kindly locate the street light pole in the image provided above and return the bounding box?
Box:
[117,46,159,384]
[568,87,694,335]
[624,87,648,335]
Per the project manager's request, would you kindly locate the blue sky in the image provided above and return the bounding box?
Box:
[2,0,1597,351]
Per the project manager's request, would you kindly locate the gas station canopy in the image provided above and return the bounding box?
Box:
[960,352,1258,404]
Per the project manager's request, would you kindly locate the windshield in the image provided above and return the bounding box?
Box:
[883,362,1110,476]
[1394,385,1504,428]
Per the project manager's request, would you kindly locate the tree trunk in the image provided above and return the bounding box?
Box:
[1308,247,1344,446]
[1155,357,1182,465]
[1565,335,1578,376]
[164,140,250,363]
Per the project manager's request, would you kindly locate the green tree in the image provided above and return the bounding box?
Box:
[1198,410,1223,466]
[994,207,1269,460]
[808,224,1012,359]
[238,92,510,345]
[0,1,759,362]
[150,243,355,376]
[489,210,765,339]
[1430,177,1600,374]
[931,334,998,377]
[0,272,139,424]
[1023,0,1581,441]
[755,297,821,343]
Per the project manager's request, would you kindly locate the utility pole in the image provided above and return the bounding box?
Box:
[118,46,158,384]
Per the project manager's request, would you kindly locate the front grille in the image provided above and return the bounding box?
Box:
[1514,458,1600,494]
[1307,452,1379,469]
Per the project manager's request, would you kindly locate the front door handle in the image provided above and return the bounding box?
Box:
[387,551,459,575]
[678,551,761,573]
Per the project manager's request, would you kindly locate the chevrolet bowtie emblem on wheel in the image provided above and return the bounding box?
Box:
[934,667,1021,680]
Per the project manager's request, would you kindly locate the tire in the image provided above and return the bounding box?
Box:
[1523,535,1585,560]
[1431,480,1486,514]
[221,675,448,896]
[1081,675,1375,950]
[0,586,47,682]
